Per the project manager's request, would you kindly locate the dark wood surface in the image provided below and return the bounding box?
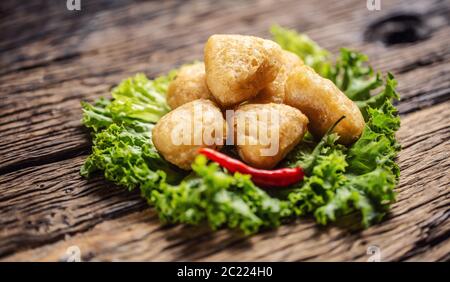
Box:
[0,0,449,261]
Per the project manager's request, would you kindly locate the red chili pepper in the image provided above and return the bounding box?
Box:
[198,148,304,187]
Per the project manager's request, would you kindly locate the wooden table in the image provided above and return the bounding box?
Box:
[1,0,449,262]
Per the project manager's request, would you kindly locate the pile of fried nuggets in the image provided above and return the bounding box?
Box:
[152,35,365,170]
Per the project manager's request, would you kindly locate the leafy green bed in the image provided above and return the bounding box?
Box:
[80,26,401,234]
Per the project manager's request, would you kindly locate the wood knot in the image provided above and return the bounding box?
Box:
[364,12,431,46]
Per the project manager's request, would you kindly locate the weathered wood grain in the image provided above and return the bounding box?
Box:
[0,156,148,257]
[0,0,449,261]
[1,0,449,173]
[2,101,449,261]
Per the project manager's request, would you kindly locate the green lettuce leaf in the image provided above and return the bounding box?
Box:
[286,98,400,227]
[147,155,291,234]
[80,26,402,232]
[80,121,184,187]
[273,26,401,227]
[81,71,175,132]
[81,98,113,132]
[288,100,400,227]
[80,70,290,233]
[108,73,174,123]
[80,115,289,233]
[328,48,383,102]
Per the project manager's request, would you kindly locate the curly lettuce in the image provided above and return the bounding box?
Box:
[81,72,175,133]
[273,26,400,227]
[147,156,290,234]
[80,26,401,233]
[80,72,288,233]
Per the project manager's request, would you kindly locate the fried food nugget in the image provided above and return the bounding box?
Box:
[167,62,214,109]
[251,50,303,104]
[233,103,308,169]
[152,99,226,170]
[285,65,365,144]
[204,34,281,107]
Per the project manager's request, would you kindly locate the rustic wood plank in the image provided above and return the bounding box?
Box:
[2,101,448,261]
[1,0,449,173]
[2,0,448,93]
[0,156,148,257]
[1,0,449,261]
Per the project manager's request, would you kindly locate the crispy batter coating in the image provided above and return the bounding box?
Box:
[285,65,365,144]
[167,62,214,109]
[251,50,303,104]
[152,99,226,170]
[204,34,281,107]
[233,103,308,169]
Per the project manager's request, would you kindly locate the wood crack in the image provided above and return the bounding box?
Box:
[0,144,89,175]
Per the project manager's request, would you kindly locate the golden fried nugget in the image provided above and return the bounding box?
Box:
[233,103,308,169]
[167,62,214,109]
[285,65,365,144]
[204,34,281,107]
[251,50,303,104]
[152,99,226,170]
